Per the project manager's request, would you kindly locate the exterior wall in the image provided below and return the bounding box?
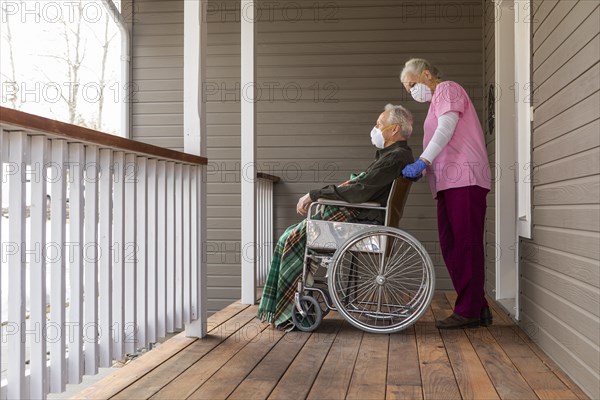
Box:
[249,0,485,296]
[132,0,486,313]
[525,1,600,398]
[131,0,185,150]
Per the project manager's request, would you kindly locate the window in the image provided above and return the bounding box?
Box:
[0,0,127,136]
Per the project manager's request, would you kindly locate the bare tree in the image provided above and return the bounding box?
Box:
[1,1,21,109]
[96,12,117,131]
[39,0,87,124]
[62,1,86,125]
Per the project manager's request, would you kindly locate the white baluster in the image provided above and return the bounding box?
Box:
[165,162,175,333]
[111,152,125,360]
[199,165,207,334]
[147,159,158,344]
[123,154,137,354]
[174,163,183,329]
[136,157,147,348]
[29,136,49,400]
[182,164,191,324]
[156,161,167,338]
[189,167,199,321]
[261,180,266,286]
[185,165,207,338]
[49,139,67,393]
[255,178,262,286]
[267,182,275,275]
[98,149,113,367]
[84,146,100,375]
[263,180,267,285]
[7,131,27,399]
[0,129,4,395]
[68,143,85,384]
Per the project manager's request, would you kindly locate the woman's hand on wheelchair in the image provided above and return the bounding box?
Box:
[297,193,312,216]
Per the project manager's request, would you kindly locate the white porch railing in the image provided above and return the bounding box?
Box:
[256,173,279,287]
[0,107,207,399]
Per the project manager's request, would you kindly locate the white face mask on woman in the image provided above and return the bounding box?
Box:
[410,83,433,103]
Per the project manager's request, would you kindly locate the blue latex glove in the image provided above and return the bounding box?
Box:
[402,158,427,179]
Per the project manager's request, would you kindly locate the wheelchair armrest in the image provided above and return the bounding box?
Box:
[306,199,386,221]
[312,198,386,211]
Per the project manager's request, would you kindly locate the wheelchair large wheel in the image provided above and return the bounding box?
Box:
[328,227,435,334]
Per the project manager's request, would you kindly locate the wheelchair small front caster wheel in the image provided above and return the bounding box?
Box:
[292,295,323,332]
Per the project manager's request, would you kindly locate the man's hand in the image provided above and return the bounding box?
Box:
[296,193,312,216]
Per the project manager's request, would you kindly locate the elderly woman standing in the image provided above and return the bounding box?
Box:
[400,58,492,329]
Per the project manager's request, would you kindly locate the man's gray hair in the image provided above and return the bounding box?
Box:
[384,104,413,138]
[400,58,442,82]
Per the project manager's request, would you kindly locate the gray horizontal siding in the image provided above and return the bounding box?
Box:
[132,0,486,313]
[204,0,487,303]
[527,1,600,398]
[131,0,184,151]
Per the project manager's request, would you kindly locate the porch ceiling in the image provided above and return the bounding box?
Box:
[74,292,588,400]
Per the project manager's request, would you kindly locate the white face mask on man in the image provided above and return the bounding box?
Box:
[370,127,385,149]
[370,124,398,149]
[410,83,433,103]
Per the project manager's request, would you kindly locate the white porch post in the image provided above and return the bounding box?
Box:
[241,0,257,305]
[184,0,208,337]
[100,0,131,138]
[494,0,519,319]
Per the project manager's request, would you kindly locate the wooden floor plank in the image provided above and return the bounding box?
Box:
[149,307,265,400]
[187,326,286,399]
[346,332,389,400]
[464,323,538,399]
[489,323,579,400]
[432,295,501,400]
[416,294,462,400]
[74,293,591,400]
[307,323,362,400]
[267,316,344,400]
[444,292,537,399]
[110,305,259,400]
[482,294,589,400]
[386,326,423,400]
[74,302,250,400]
[228,328,312,400]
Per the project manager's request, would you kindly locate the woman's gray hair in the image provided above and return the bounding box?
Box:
[384,104,413,138]
[400,58,442,82]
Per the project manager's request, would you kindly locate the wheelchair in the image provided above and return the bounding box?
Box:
[292,177,435,334]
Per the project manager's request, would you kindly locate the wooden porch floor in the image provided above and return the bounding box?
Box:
[75,292,588,400]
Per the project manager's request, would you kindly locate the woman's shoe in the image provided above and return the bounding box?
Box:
[435,313,480,329]
[480,307,493,326]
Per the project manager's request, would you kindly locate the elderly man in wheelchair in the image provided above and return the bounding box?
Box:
[258,104,435,333]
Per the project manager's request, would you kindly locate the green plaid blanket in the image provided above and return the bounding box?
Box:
[258,205,359,328]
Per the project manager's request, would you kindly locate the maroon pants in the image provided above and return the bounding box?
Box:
[437,185,489,318]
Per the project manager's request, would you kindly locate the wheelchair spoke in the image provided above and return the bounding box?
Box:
[383,237,408,271]
[385,260,424,281]
[339,279,377,303]
[376,286,383,314]
[386,251,422,277]
[349,252,379,277]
